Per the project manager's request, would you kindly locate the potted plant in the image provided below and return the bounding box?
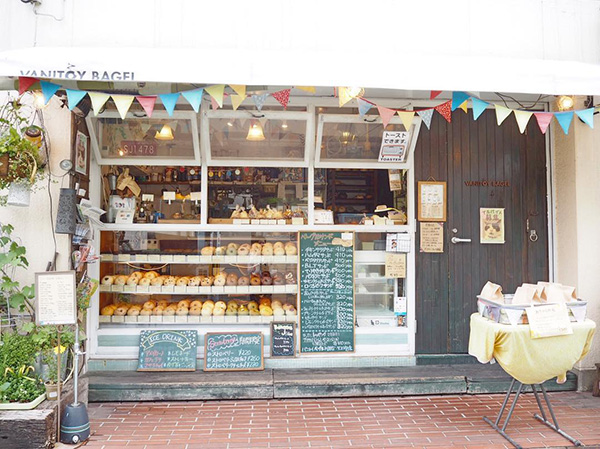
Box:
[29,325,75,397]
[0,98,46,207]
[0,223,35,316]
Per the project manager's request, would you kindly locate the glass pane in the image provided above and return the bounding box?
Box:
[209,117,306,162]
[97,117,196,160]
[320,121,409,161]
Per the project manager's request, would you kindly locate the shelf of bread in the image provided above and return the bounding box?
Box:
[99,315,298,324]
[100,254,298,264]
[99,284,298,294]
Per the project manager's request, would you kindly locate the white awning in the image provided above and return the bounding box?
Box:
[2,46,600,95]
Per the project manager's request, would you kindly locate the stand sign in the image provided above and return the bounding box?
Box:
[137,330,198,371]
[35,271,77,326]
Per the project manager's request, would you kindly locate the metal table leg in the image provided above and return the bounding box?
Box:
[483,379,524,449]
[533,383,582,447]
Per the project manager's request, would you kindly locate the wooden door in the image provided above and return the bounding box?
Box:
[415,109,549,354]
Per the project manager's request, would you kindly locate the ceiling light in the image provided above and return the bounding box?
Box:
[557,95,574,111]
[281,121,288,129]
[32,91,47,110]
[227,122,233,127]
[155,124,174,141]
[246,121,265,141]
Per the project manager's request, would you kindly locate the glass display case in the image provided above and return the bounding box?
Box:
[98,230,299,325]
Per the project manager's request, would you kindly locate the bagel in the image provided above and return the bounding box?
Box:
[101,275,115,286]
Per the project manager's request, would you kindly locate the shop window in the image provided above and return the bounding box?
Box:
[87,112,200,164]
[207,167,308,224]
[203,110,311,166]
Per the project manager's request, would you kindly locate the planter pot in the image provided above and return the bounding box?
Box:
[0,393,46,410]
[7,181,31,207]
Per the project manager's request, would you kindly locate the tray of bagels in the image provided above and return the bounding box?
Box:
[477,281,587,325]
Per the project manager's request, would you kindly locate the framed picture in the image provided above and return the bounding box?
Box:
[418,181,446,222]
[74,131,89,176]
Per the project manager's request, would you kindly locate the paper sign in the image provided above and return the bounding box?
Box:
[388,169,404,191]
[142,194,154,202]
[115,210,135,224]
[420,222,444,253]
[190,191,202,201]
[527,303,573,338]
[385,253,406,278]
[480,208,505,244]
[35,271,77,325]
[394,297,407,314]
[386,233,411,253]
[314,209,334,224]
[379,131,410,162]
[163,191,176,201]
[418,182,446,221]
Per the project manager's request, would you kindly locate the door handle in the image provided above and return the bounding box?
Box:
[451,237,471,244]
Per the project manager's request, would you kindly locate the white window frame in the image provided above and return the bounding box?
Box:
[86,110,201,166]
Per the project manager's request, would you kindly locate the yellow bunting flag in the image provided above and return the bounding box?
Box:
[111,94,134,119]
[495,104,513,126]
[205,84,225,108]
[459,100,468,113]
[231,94,245,111]
[397,111,415,131]
[296,86,316,93]
[88,92,110,116]
[229,84,246,98]
[514,110,533,134]
[338,87,353,107]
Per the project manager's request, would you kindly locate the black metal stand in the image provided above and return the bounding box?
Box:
[483,379,582,449]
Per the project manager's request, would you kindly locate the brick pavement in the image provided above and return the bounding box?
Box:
[84,392,600,449]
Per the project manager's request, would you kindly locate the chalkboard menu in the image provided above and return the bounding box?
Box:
[204,332,264,371]
[137,330,198,371]
[299,231,355,353]
[271,322,296,358]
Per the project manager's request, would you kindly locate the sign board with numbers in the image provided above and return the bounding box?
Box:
[299,231,355,353]
[137,330,197,371]
[35,271,77,326]
[270,322,296,358]
[204,332,264,371]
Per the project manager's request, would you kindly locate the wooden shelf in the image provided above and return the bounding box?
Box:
[99,285,298,295]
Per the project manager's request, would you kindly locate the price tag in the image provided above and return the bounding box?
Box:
[163,191,176,201]
[190,191,202,201]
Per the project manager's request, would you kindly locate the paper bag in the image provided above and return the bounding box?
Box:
[512,285,542,305]
[537,282,577,303]
[480,281,503,302]
[522,283,546,301]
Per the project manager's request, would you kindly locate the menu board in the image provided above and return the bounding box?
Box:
[137,330,197,371]
[299,232,355,353]
[35,271,76,326]
[204,332,264,371]
[271,322,296,358]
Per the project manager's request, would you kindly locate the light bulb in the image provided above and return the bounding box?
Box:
[32,91,47,110]
[227,122,233,127]
[246,122,265,141]
[281,121,288,129]
[155,124,174,140]
[557,95,574,111]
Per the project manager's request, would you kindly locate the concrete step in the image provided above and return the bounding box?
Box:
[86,364,577,402]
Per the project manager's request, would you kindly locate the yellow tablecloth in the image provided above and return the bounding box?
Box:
[468,313,596,385]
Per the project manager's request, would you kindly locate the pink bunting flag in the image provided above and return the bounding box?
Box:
[18,77,38,95]
[377,105,396,128]
[430,90,442,100]
[533,112,553,134]
[211,97,220,110]
[434,101,452,123]
[136,96,157,118]
[272,89,291,109]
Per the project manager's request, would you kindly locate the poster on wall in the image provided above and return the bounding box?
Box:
[385,253,407,278]
[418,181,446,222]
[480,208,505,244]
[75,131,89,176]
[388,169,404,191]
[420,222,444,253]
[379,131,410,162]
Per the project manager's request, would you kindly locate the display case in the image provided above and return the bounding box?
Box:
[98,230,299,325]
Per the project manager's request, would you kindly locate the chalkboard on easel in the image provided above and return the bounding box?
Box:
[204,332,264,371]
[137,330,197,371]
[271,322,296,358]
[299,231,355,353]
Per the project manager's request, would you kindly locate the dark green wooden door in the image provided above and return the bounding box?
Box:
[415,109,549,354]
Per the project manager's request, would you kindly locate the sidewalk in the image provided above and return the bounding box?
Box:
[85,392,600,449]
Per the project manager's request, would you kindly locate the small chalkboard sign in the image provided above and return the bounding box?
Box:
[204,332,264,371]
[137,330,197,371]
[271,322,296,358]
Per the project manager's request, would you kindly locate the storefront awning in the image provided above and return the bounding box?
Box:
[2,46,600,96]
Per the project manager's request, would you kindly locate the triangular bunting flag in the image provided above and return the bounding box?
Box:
[181,88,203,113]
[210,96,220,110]
[111,94,135,119]
[205,84,225,108]
[514,110,533,134]
[252,94,268,111]
[338,87,353,107]
[65,89,88,111]
[533,112,553,134]
[89,92,110,116]
[377,105,396,128]
[397,111,415,131]
[357,98,372,117]
[555,111,574,135]
[451,92,470,111]
[272,89,291,109]
[417,109,434,130]
[40,81,60,105]
[136,96,157,118]
[495,104,512,126]
[430,90,442,100]
[231,94,245,111]
[434,101,452,123]
[18,77,38,95]
[296,86,316,93]
[159,93,180,116]
[229,85,246,98]
[471,97,489,120]
[575,108,595,129]
[458,101,468,113]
